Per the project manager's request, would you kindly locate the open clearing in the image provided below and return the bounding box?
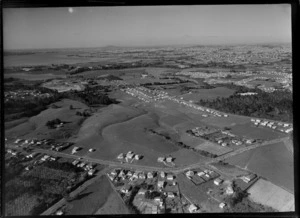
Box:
[65,175,116,215]
[195,141,233,156]
[5,99,88,140]
[230,123,285,140]
[248,178,294,212]
[95,185,129,215]
[179,87,235,101]
[201,115,249,128]
[225,142,294,193]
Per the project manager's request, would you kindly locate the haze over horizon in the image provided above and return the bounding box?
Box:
[3,5,291,50]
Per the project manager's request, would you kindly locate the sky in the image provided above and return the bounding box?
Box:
[3,5,291,50]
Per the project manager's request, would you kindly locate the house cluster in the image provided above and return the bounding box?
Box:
[71,159,97,176]
[71,146,82,154]
[157,156,175,167]
[187,127,257,148]
[250,118,293,134]
[185,168,219,185]
[116,151,142,163]
[107,168,180,214]
[13,138,73,151]
[5,90,52,102]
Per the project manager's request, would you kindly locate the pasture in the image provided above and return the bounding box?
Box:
[179,87,235,101]
[194,141,233,156]
[6,99,88,140]
[225,142,294,193]
[230,123,285,140]
[65,175,115,215]
[200,115,249,128]
[248,179,294,212]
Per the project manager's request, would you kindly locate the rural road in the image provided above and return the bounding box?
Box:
[31,135,288,175]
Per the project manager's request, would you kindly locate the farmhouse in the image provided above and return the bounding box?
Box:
[117,153,124,159]
[157,157,165,162]
[188,204,198,213]
[157,181,165,188]
[147,172,153,179]
[167,174,174,181]
[219,202,226,209]
[167,192,175,198]
[121,184,132,194]
[186,170,194,177]
[214,178,223,186]
[242,174,256,183]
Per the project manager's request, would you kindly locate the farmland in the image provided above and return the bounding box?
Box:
[248,179,294,212]
[64,175,118,215]
[225,142,294,193]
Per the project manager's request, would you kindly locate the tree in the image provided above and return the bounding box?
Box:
[69,105,73,110]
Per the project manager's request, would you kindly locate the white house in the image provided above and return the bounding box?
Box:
[167,174,174,181]
[188,204,198,213]
[214,178,223,186]
[219,203,226,209]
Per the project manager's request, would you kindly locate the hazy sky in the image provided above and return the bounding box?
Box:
[3,5,291,50]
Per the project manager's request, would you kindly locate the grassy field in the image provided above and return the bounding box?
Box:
[94,187,129,215]
[225,142,294,193]
[170,149,208,166]
[65,175,115,215]
[179,87,235,101]
[5,117,29,130]
[6,99,88,140]
[200,115,250,128]
[5,193,39,216]
[230,123,286,140]
[209,162,251,178]
[195,141,233,156]
[248,179,294,212]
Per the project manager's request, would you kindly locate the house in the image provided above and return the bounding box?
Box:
[221,143,227,147]
[107,174,115,181]
[167,192,175,198]
[160,171,165,178]
[126,152,134,159]
[138,189,146,195]
[219,202,226,209]
[117,153,124,159]
[157,180,165,188]
[88,148,95,152]
[14,139,22,144]
[139,172,146,180]
[147,172,153,179]
[134,154,141,160]
[56,210,63,215]
[242,174,256,183]
[72,146,80,154]
[225,185,234,195]
[121,184,132,194]
[41,155,50,161]
[285,128,293,133]
[188,204,198,213]
[197,171,205,177]
[157,157,165,162]
[166,157,173,163]
[167,174,174,181]
[132,172,139,179]
[88,169,96,176]
[26,152,38,158]
[214,178,223,186]
[186,170,194,178]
